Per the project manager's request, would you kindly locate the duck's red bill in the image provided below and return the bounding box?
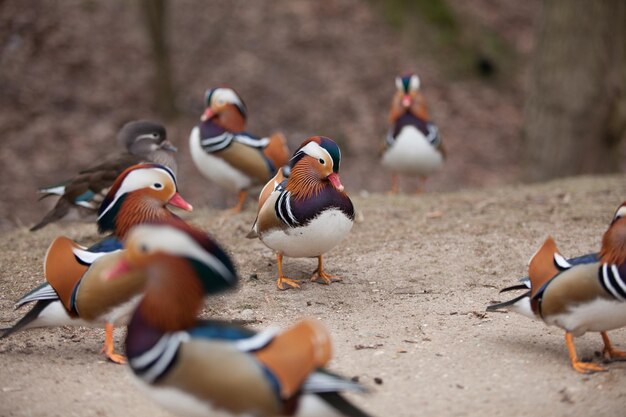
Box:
[200,108,214,122]
[169,192,193,211]
[328,173,344,192]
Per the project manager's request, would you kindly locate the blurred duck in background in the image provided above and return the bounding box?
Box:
[189,87,290,212]
[31,120,178,231]
[381,73,445,194]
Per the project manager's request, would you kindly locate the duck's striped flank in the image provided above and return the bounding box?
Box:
[275,190,299,227]
[201,132,234,152]
[201,131,269,154]
[426,123,440,147]
[130,332,190,383]
[599,263,626,301]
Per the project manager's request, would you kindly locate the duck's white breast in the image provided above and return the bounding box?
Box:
[381,125,443,176]
[189,127,251,192]
[261,209,353,258]
[546,298,626,337]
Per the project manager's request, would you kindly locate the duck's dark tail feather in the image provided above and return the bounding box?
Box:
[499,284,530,293]
[1,300,52,339]
[486,290,531,312]
[317,392,373,417]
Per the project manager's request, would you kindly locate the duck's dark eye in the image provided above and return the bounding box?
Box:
[152,133,159,138]
[319,158,325,165]
[153,183,163,189]
[139,244,148,253]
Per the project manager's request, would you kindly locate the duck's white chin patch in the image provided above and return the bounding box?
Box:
[262,209,353,258]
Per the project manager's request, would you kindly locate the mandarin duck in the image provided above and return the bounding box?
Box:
[1,164,192,363]
[248,137,354,290]
[486,251,597,319]
[31,120,178,231]
[189,87,290,212]
[381,73,445,193]
[494,205,626,373]
[484,203,626,317]
[105,220,372,417]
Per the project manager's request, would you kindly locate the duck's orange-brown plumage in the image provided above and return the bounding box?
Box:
[112,191,180,239]
[388,90,429,124]
[285,158,327,200]
[44,237,90,315]
[600,203,626,264]
[528,236,562,298]
[255,319,332,398]
[138,257,204,332]
[263,132,290,171]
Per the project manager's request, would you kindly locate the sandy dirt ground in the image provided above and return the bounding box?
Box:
[1,175,626,417]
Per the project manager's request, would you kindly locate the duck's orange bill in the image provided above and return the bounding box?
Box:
[169,192,193,211]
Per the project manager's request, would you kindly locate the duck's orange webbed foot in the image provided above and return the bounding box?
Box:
[571,360,606,374]
[566,332,604,374]
[310,256,342,285]
[101,323,127,364]
[603,347,626,361]
[275,253,301,290]
[276,276,301,290]
[601,332,626,361]
[310,269,342,285]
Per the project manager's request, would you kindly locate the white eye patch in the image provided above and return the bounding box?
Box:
[409,74,420,91]
[298,142,333,170]
[212,88,243,108]
[98,168,175,220]
[395,77,403,91]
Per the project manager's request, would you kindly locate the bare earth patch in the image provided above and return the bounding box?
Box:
[1,174,626,417]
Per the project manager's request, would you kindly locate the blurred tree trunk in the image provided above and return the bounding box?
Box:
[523,1,626,181]
[139,0,177,118]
